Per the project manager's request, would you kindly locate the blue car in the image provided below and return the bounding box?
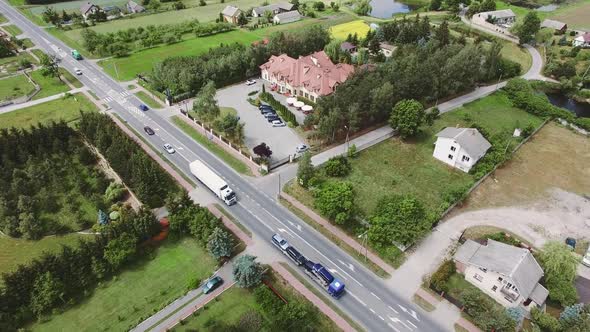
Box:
[138,104,149,112]
[202,276,223,294]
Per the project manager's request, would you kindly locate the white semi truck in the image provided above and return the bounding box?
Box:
[189,160,237,205]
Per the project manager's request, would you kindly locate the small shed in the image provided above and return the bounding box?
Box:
[541,19,567,34]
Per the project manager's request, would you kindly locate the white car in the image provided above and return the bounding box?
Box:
[295,144,309,154]
[245,79,256,86]
[583,247,590,267]
[163,143,175,154]
[74,68,82,75]
[272,234,289,251]
[272,119,285,127]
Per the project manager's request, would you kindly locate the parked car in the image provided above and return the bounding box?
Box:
[259,104,273,110]
[138,104,149,112]
[163,143,175,154]
[74,68,82,75]
[295,144,309,154]
[272,120,286,127]
[583,247,590,267]
[286,246,306,266]
[245,79,256,86]
[263,112,278,118]
[566,237,576,250]
[272,233,289,251]
[144,126,155,135]
[266,115,280,122]
[260,108,275,114]
[202,276,223,294]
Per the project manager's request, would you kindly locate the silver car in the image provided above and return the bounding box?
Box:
[583,247,590,267]
[163,143,175,154]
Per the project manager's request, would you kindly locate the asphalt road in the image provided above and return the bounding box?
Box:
[0,2,446,331]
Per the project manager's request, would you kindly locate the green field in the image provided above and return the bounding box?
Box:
[499,42,532,73]
[30,237,218,332]
[98,29,262,81]
[494,0,590,29]
[0,93,98,129]
[3,24,23,36]
[0,13,7,24]
[330,20,371,40]
[0,74,36,101]
[286,91,543,218]
[30,69,71,100]
[0,233,87,277]
[135,90,163,109]
[172,115,253,176]
[21,38,34,48]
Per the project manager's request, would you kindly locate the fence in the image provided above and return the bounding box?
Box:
[0,70,41,106]
[269,155,291,170]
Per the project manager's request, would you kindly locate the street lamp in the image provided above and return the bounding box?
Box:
[358,231,368,262]
[496,68,503,90]
[344,125,350,151]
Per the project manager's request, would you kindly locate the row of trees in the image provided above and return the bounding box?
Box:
[0,122,117,239]
[80,21,233,57]
[77,112,180,207]
[150,25,331,98]
[0,206,161,329]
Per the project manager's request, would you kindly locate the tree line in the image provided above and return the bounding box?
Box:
[77,112,180,207]
[0,122,117,239]
[149,25,331,98]
[80,21,234,57]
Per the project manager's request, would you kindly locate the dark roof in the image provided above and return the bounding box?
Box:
[80,2,97,14]
[274,10,300,21]
[253,3,293,15]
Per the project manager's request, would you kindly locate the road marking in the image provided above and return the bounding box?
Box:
[346,290,366,307]
[398,304,420,322]
[406,321,417,329]
[379,316,385,321]
[369,308,376,314]
[371,292,381,300]
[388,305,399,314]
[388,323,401,332]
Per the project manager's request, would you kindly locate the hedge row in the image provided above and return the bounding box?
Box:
[259,92,299,126]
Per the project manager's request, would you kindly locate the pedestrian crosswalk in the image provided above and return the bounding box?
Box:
[103,96,114,103]
[120,91,130,97]
[102,91,131,103]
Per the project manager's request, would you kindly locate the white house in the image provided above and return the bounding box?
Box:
[573,32,590,48]
[433,127,491,173]
[379,42,396,57]
[273,10,301,24]
[80,2,102,19]
[221,5,242,24]
[454,239,549,312]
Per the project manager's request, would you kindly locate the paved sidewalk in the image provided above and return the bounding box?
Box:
[0,87,86,114]
[271,262,357,332]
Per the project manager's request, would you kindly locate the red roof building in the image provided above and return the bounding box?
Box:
[259,51,354,102]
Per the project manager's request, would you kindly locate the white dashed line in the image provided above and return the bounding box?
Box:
[407,321,417,329]
[370,308,376,314]
[346,290,367,307]
[388,305,399,314]
[371,292,382,300]
[388,323,401,332]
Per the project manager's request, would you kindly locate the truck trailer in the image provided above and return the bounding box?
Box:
[303,260,345,298]
[189,160,237,205]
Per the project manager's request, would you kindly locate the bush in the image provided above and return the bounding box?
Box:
[430,260,455,292]
[531,307,562,332]
[323,156,351,177]
[314,180,355,224]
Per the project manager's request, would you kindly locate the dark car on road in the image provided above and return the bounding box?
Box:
[202,276,223,294]
[144,126,155,135]
[286,246,306,266]
[138,104,149,112]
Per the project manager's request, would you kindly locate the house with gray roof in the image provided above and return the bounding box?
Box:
[126,0,145,14]
[478,9,516,26]
[221,5,242,24]
[541,19,567,34]
[80,2,103,19]
[273,10,301,24]
[454,239,549,312]
[252,3,294,17]
[433,127,491,172]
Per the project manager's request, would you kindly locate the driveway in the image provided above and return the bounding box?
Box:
[216,81,304,161]
[575,276,590,304]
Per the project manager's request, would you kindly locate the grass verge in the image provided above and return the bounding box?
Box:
[30,69,71,99]
[3,24,23,36]
[135,90,163,109]
[113,113,197,187]
[278,196,391,278]
[279,262,365,332]
[29,238,218,332]
[0,74,36,101]
[60,68,83,88]
[171,115,253,176]
[0,93,98,129]
[213,203,252,238]
[412,293,436,312]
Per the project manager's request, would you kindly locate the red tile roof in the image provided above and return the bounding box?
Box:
[260,51,354,96]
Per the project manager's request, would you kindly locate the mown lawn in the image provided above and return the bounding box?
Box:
[0,93,98,129]
[0,74,36,101]
[172,115,253,176]
[0,53,36,78]
[330,20,371,40]
[30,237,218,332]
[135,90,163,109]
[98,30,261,81]
[3,24,22,36]
[0,13,7,24]
[499,42,531,73]
[29,69,71,99]
[0,233,87,277]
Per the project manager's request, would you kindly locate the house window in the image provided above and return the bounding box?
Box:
[450,146,456,152]
[492,286,498,292]
[448,154,453,160]
[473,273,483,282]
[462,155,470,162]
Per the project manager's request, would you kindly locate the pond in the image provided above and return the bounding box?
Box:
[535,4,559,12]
[369,0,413,19]
[547,93,590,118]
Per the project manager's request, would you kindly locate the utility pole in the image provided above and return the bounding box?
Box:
[496,70,503,90]
[113,62,119,81]
[344,125,350,152]
[358,231,368,262]
[278,173,281,198]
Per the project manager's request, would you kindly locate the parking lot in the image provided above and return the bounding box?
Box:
[216,81,304,161]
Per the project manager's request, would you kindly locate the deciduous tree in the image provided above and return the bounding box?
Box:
[389,99,425,139]
[193,80,219,122]
[314,181,355,224]
[297,151,314,188]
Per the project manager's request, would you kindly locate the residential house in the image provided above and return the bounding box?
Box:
[379,42,396,57]
[454,239,549,312]
[540,19,567,34]
[477,9,516,26]
[273,10,301,24]
[433,127,491,173]
[126,0,146,14]
[221,5,242,24]
[573,32,590,48]
[103,5,121,19]
[259,50,354,102]
[252,3,294,17]
[340,41,357,54]
[80,2,102,19]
